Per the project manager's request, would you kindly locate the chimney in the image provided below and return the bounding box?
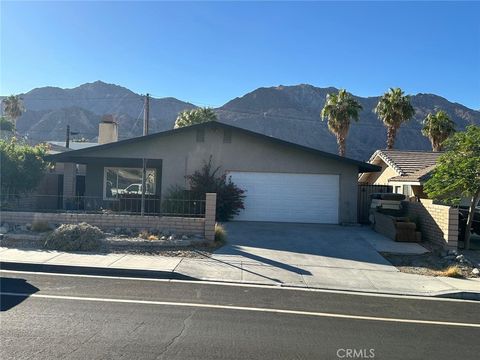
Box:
[98,114,118,144]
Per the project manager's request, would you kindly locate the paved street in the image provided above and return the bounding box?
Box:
[1,270,480,360]
[2,222,479,297]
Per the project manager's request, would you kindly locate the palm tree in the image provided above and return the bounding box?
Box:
[421,110,455,151]
[321,89,363,156]
[174,107,217,128]
[0,116,14,132]
[374,88,415,150]
[1,95,25,134]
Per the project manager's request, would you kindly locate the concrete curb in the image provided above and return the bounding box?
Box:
[2,261,479,301]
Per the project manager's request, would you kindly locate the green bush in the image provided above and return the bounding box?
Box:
[44,222,104,251]
[187,158,245,221]
[0,139,48,198]
[31,220,52,232]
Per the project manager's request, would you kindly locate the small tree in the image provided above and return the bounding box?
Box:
[321,89,363,156]
[174,107,217,128]
[186,158,245,221]
[422,110,456,151]
[424,125,480,249]
[0,139,48,199]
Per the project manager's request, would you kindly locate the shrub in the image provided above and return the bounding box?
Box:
[31,220,52,233]
[0,139,48,198]
[214,223,227,244]
[161,185,202,216]
[187,158,245,221]
[138,230,159,240]
[138,230,150,239]
[440,265,463,278]
[44,222,104,251]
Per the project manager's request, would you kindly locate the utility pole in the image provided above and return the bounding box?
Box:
[141,93,150,216]
[143,93,150,136]
[66,125,70,148]
[65,125,79,148]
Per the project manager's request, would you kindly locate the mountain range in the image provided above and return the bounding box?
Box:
[7,80,480,161]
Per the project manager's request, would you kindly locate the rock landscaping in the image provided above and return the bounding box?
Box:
[0,221,222,258]
[382,242,480,279]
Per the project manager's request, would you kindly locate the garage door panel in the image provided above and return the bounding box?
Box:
[228,172,339,224]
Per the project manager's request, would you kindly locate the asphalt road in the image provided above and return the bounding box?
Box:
[1,268,480,360]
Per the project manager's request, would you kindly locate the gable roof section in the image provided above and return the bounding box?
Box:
[45,121,380,173]
[388,164,436,183]
[368,149,442,177]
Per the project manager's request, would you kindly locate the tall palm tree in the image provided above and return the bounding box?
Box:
[1,95,25,134]
[174,107,217,128]
[421,110,455,151]
[321,89,363,156]
[374,88,415,150]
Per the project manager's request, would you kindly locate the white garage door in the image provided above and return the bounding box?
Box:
[228,172,339,224]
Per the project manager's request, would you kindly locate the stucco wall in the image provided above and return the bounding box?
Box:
[373,165,398,185]
[78,125,361,223]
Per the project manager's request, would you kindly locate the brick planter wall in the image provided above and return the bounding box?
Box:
[403,199,458,249]
[1,193,217,240]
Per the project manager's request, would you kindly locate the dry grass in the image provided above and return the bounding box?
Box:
[138,230,150,239]
[438,265,464,278]
[214,223,227,244]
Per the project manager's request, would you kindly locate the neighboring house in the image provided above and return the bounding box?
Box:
[26,141,99,210]
[358,150,443,198]
[46,121,379,224]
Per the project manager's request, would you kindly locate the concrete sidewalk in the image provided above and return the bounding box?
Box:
[1,246,480,299]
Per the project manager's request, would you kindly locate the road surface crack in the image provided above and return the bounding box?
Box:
[156,310,195,359]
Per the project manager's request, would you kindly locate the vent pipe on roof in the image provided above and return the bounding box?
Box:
[98,114,118,144]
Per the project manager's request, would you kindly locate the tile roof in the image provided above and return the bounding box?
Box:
[370,150,443,177]
[388,164,437,182]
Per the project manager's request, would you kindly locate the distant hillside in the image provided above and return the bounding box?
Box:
[12,81,196,141]
[217,84,480,160]
[5,81,480,160]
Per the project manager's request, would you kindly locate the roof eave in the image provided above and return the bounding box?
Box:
[44,121,377,171]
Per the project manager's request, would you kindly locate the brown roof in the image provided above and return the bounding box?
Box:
[370,150,442,176]
[388,164,437,182]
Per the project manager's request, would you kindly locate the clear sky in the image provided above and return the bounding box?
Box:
[1,1,479,109]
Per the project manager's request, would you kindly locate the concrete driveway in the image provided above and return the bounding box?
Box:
[211,222,401,288]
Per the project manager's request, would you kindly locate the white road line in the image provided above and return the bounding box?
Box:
[2,291,480,328]
[0,269,478,303]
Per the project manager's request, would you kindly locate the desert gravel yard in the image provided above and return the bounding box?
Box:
[381,236,480,279]
[0,231,221,258]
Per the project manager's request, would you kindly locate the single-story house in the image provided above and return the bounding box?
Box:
[358,149,442,198]
[46,121,379,224]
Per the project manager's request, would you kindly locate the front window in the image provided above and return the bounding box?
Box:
[103,167,156,200]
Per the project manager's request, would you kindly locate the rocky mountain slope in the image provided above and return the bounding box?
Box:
[14,81,196,142]
[217,84,480,160]
[7,81,480,161]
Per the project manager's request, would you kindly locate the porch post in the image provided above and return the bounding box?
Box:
[204,193,217,242]
[62,162,77,209]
